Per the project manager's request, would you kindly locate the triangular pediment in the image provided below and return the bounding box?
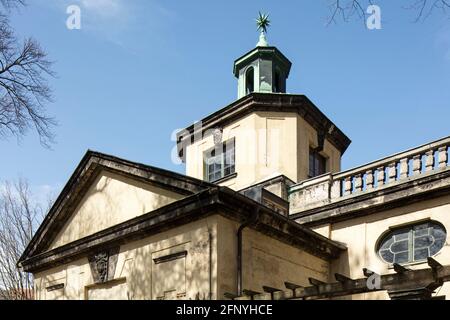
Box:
[49,169,184,250]
[20,151,212,263]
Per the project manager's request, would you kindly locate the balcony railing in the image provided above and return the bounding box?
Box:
[289,136,450,213]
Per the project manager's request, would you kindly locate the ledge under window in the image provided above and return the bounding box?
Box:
[211,172,237,184]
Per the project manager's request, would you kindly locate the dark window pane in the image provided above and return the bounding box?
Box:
[380,249,394,263]
[414,223,429,231]
[274,71,280,93]
[225,154,234,168]
[430,238,446,256]
[394,252,409,264]
[432,228,446,240]
[414,248,429,261]
[309,149,327,178]
[414,236,433,249]
[393,232,409,241]
[391,240,409,253]
[379,237,394,250]
[309,152,314,177]
[246,68,254,94]
[318,154,326,175]
[414,228,429,237]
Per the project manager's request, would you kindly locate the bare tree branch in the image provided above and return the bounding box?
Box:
[0,14,56,147]
[327,0,373,26]
[0,0,25,10]
[327,0,450,25]
[0,0,56,147]
[0,179,45,300]
[406,0,450,22]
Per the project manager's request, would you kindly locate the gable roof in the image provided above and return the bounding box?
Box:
[19,151,214,264]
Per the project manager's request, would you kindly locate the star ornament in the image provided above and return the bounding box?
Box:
[256,12,271,33]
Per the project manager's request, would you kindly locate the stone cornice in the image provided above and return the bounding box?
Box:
[19,187,346,273]
[176,93,351,161]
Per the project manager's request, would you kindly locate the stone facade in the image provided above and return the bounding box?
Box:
[18,32,450,300]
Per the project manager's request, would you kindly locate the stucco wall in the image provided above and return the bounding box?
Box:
[296,115,341,181]
[312,194,450,300]
[50,170,184,250]
[216,216,330,298]
[185,111,341,191]
[33,214,330,300]
[35,216,219,300]
[186,113,256,191]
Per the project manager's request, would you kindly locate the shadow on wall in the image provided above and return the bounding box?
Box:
[52,170,182,249]
[329,195,450,300]
[125,227,215,300]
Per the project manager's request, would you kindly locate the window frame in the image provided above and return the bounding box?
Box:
[376,220,447,266]
[245,67,255,95]
[308,148,328,178]
[204,138,236,183]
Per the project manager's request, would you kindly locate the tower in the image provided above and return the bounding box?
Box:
[177,13,350,192]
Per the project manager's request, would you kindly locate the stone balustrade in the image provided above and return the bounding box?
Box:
[289,136,450,214]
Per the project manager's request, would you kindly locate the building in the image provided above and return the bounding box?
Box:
[18,21,450,300]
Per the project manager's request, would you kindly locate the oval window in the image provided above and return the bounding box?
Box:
[377,221,446,264]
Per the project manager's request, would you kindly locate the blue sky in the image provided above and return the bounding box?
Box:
[2,0,450,201]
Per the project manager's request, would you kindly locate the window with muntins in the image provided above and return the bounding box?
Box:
[309,148,327,178]
[205,139,235,183]
[378,221,447,265]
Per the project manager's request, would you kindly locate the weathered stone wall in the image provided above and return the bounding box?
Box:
[33,214,330,300]
[34,216,219,300]
[216,216,330,298]
[50,170,184,250]
[313,194,450,300]
[185,111,341,191]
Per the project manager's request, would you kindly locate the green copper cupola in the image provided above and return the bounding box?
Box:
[233,13,292,99]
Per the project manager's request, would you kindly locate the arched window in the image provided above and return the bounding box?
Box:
[377,221,446,265]
[245,67,254,95]
[274,70,281,93]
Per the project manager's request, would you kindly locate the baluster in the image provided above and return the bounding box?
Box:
[377,166,385,187]
[331,180,341,198]
[388,162,397,183]
[438,147,448,168]
[344,177,353,196]
[425,150,435,172]
[412,155,422,175]
[399,158,408,179]
[366,170,374,190]
[354,174,363,192]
